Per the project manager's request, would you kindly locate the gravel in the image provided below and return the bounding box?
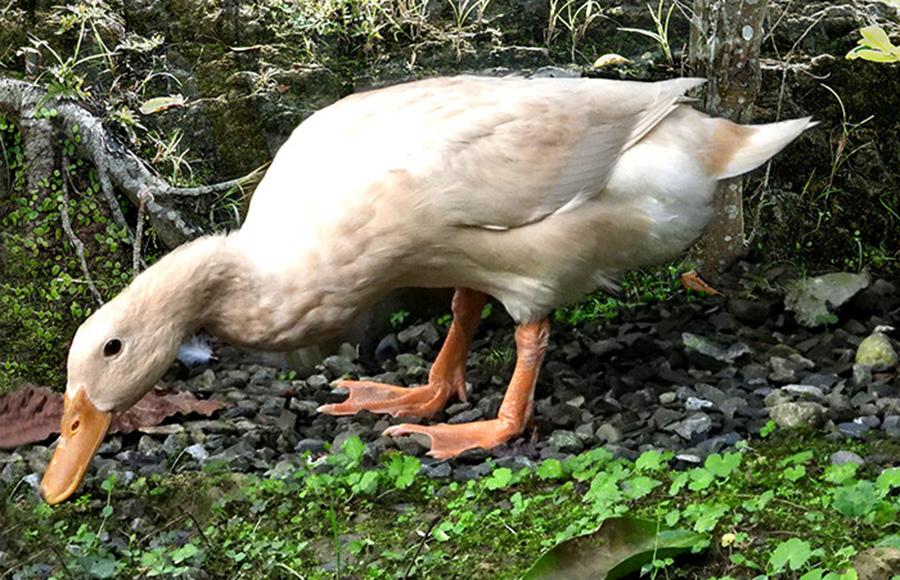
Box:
[3,269,900,495]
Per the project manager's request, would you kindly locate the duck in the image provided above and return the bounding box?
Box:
[39,75,814,504]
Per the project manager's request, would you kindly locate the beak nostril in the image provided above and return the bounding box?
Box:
[71,420,80,433]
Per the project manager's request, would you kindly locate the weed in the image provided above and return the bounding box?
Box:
[619,0,676,66]
[546,0,602,63]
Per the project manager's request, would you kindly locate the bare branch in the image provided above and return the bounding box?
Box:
[60,155,103,305]
[0,76,258,249]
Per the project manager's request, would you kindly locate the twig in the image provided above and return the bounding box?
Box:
[95,153,135,243]
[133,186,151,278]
[184,509,213,549]
[61,154,104,305]
[48,543,76,580]
[403,516,441,580]
[157,166,266,198]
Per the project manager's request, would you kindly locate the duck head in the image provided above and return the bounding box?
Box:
[39,289,185,504]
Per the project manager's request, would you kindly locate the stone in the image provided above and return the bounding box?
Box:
[882,415,900,437]
[392,434,429,457]
[322,355,357,378]
[682,332,751,369]
[546,430,584,454]
[855,327,899,371]
[769,402,826,428]
[420,461,452,479]
[769,357,802,384]
[781,384,826,401]
[397,322,441,346]
[664,413,713,441]
[596,422,623,444]
[290,399,321,418]
[447,408,484,424]
[852,547,900,580]
[294,439,327,454]
[183,444,209,462]
[137,435,163,457]
[836,421,870,439]
[162,431,193,457]
[685,396,714,411]
[829,450,865,466]
[785,272,870,327]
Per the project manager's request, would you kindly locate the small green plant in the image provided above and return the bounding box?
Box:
[619,0,676,66]
[546,0,602,63]
[846,25,900,63]
[446,0,492,60]
[390,308,410,327]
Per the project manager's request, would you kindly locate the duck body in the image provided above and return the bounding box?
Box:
[235,76,778,334]
[40,75,815,504]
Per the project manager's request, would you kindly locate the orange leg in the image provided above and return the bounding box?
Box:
[383,318,550,459]
[318,288,486,418]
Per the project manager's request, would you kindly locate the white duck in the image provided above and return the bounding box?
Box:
[40,75,814,504]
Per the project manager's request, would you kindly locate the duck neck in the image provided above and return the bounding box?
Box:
[133,233,386,352]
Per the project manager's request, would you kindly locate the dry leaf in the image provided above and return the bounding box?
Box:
[0,384,224,449]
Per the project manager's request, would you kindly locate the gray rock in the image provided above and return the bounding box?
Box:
[782,384,826,401]
[162,431,193,457]
[589,338,624,357]
[544,403,583,427]
[682,333,751,369]
[785,272,870,327]
[675,453,703,464]
[397,322,441,347]
[882,415,900,437]
[596,422,623,444]
[183,443,209,462]
[306,374,330,390]
[664,413,713,441]
[546,430,584,454]
[829,451,866,466]
[659,392,677,405]
[447,408,484,424]
[575,422,596,443]
[769,357,803,384]
[764,388,795,407]
[323,355,357,378]
[137,436,163,457]
[695,383,728,406]
[420,461,452,479]
[392,434,430,457]
[852,363,873,388]
[836,421,870,439]
[685,396,714,411]
[769,402,826,428]
[290,399,320,417]
[294,439,327,454]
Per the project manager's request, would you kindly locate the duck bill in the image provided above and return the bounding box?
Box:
[39,388,112,505]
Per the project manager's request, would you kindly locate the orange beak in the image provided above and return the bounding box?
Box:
[39,388,112,505]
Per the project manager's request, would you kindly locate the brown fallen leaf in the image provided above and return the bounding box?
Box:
[0,384,224,449]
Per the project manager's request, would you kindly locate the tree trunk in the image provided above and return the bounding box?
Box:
[689,0,768,279]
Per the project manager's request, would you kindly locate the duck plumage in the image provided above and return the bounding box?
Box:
[40,75,814,503]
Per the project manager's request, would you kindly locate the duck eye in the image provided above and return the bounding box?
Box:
[103,339,122,357]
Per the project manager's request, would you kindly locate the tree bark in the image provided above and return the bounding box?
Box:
[689,0,768,279]
[0,76,258,249]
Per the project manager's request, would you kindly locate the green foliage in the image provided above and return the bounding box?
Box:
[0,118,136,391]
[555,263,696,325]
[5,431,900,578]
[846,25,900,63]
[619,0,676,66]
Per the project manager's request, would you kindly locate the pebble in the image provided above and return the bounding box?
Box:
[829,451,865,466]
[13,267,900,498]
